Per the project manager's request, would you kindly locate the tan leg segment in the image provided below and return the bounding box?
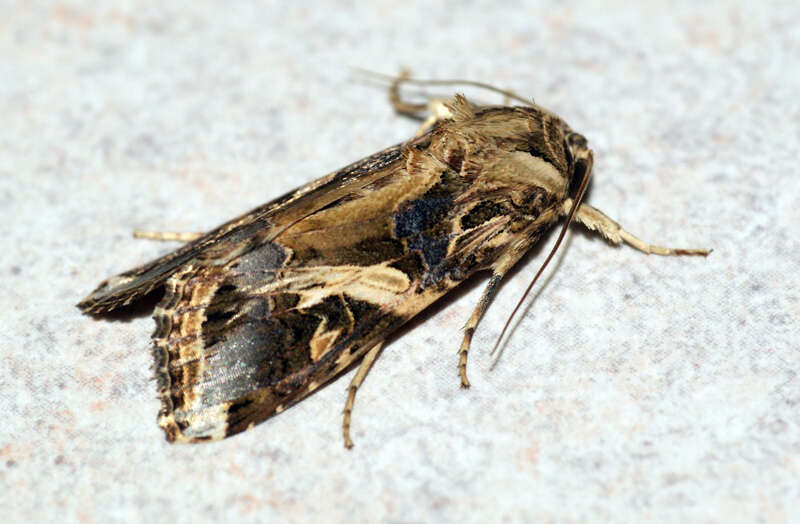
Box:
[414,99,454,136]
[342,342,384,449]
[458,275,501,388]
[133,231,204,242]
[458,242,532,388]
[569,202,711,256]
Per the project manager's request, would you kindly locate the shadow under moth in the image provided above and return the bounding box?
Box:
[77,73,709,448]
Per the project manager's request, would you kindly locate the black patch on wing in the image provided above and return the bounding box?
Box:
[271,292,300,313]
[389,251,426,283]
[211,292,396,438]
[343,295,380,323]
[392,171,469,285]
[460,201,509,230]
[394,196,452,238]
[393,171,468,238]
[198,289,378,411]
[408,234,449,269]
[308,295,349,328]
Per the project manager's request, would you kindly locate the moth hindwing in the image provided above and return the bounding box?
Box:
[77,75,709,447]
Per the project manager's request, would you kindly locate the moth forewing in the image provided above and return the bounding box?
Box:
[78,75,709,447]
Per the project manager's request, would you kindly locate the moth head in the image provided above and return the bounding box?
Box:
[564,131,593,198]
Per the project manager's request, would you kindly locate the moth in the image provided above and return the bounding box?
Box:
[77,73,709,448]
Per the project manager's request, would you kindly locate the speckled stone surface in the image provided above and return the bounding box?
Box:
[2,1,798,522]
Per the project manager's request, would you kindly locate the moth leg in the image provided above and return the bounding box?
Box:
[388,71,537,138]
[570,202,711,256]
[458,275,502,388]
[133,231,204,242]
[414,101,454,137]
[343,341,384,449]
[389,70,428,115]
[458,244,531,387]
[389,71,454,136]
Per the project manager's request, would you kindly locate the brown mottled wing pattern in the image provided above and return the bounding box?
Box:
[152,148,543,442]
[79,101,569,442]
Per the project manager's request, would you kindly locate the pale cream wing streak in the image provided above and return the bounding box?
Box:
[255,266,412,311]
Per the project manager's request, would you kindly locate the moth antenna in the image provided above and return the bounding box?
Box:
[489,162,594,358]
[350,67,397,84]
[351,68,535,108]
[396,77,534,107]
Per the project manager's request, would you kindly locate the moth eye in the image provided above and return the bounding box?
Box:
[562,139,574,170]
[569,157,588,198]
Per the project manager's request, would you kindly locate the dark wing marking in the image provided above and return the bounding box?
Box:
[152,144,554,441]
[153,224,521,442]
[154,261,415,442]
[79,104,570,443]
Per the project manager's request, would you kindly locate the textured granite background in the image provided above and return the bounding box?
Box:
[2,1,798,522]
